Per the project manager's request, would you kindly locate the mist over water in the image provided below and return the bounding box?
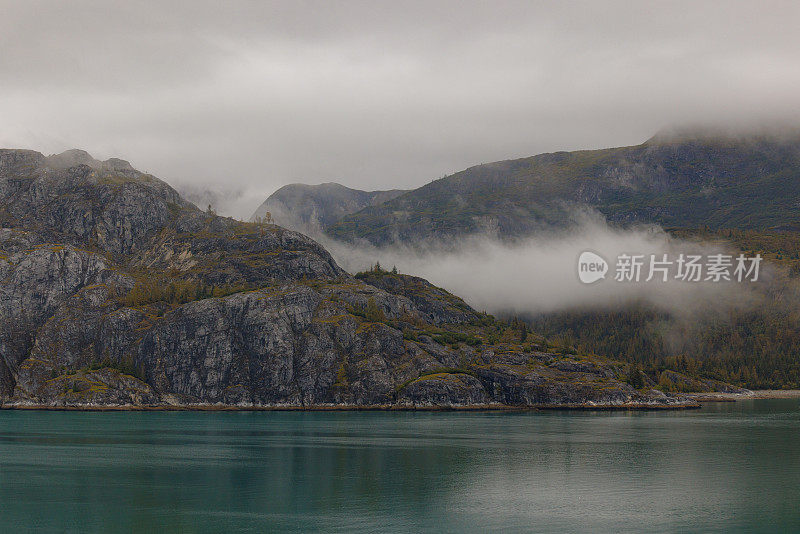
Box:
[318,215,772,318]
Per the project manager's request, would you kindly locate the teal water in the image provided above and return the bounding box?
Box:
[1,400,799,533]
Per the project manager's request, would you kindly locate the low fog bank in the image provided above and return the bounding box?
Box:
[317,216,778,319]
[176,183,272,219]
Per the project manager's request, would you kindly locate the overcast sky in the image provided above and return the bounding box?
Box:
[2,1,800,217]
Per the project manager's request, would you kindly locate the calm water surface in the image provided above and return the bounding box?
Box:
[1,400,799,533]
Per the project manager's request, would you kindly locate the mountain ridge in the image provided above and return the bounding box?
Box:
[316,130,800,245]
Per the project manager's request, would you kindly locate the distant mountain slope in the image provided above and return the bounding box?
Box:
[251,182,407,235]
[325,129,800,245]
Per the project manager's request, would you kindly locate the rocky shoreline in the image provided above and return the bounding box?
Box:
[0,400,701,411]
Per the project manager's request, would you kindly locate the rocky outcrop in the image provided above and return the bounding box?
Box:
[129,213,343,287]
[0,149,188,255]
[398,373,489,406]
[0,233,127,396]
[354,271,479,325]
[0,148,696,409]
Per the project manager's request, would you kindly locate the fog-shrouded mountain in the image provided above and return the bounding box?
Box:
[0,148,706,408]
[319,128,800,245]
[251,182,407,235]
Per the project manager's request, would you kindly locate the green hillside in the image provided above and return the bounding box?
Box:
[327,130,800,245]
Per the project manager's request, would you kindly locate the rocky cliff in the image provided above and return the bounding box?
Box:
[0,149,694,408]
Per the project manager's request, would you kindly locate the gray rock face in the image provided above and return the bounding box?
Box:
[0,234,125,396]
[398,373,489,406]
[354,271,480,325]
[131,213,344,287]
[12,277,684,408]
[0,149,189,255]
[1,148,694,408]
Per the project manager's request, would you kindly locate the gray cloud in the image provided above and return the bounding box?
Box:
[2,0,800,218]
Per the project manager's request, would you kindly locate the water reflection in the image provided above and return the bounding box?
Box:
[0,401,798,533]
